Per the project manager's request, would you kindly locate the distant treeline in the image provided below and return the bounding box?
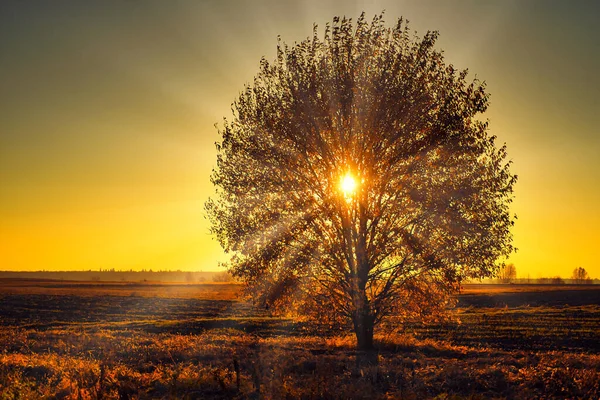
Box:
[0,270,235,283]
[1,271,596,285]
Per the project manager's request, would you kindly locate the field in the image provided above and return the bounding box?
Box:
[1,280,599,399]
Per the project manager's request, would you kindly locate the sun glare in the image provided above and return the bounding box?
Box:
[340,173,357,198]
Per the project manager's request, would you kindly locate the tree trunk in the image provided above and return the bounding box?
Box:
[353,304,374,350]
[353,303,378,375]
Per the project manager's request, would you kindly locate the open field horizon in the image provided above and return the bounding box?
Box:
[2,269,598,284]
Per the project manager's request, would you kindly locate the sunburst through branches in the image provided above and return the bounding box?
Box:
[206,12,516,350]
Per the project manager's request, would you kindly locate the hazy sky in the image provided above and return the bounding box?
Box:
[1,1,599,278]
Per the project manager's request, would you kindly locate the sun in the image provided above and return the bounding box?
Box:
[340,173,357,198]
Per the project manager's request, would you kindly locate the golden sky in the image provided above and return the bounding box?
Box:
[1,1,598,278]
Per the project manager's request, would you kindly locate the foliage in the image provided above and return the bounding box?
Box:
[207,12,516,348]
[572,267,590,284]
[496,263,517,283]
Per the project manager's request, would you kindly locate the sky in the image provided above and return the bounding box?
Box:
[1,1,598,278]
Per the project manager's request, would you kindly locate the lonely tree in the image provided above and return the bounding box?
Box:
[207,14,516,349]
[572,267,590,284]
[497,263,517,283]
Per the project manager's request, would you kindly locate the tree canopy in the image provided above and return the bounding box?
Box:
[572,267,590,284]
[206,13,516,349]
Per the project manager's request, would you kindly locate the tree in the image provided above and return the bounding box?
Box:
[571,267,590,284]
[206,13,516,350]
[497,263,517,283]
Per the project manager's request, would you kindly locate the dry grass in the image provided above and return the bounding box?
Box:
[1,281,599,398]
[1,327,599,399]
